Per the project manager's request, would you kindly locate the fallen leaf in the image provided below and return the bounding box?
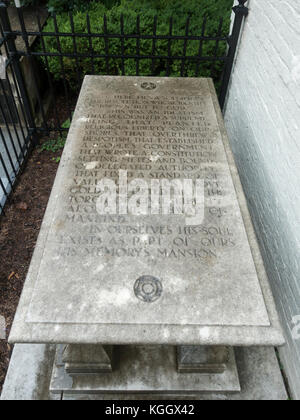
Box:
[8,272,15,280]
[16,202,28,211]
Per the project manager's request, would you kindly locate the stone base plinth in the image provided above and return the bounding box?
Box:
[177,346,229,374]
[1,344,288,400]
[50,345,240,396]
[62,345,113,375]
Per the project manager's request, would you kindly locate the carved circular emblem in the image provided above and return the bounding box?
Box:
[134,276,163,303]
[141,82,157,91]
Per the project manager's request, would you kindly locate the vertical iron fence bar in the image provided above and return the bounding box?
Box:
[0,78,25,161]
[9,60,31,139]
[136,15,140,76]
[181,16,190,77]
[0,95,21,168]
[37,13,61,132]
[0,119,18,177]
[120,14,125,76]
[0,143,13,213]
[9,64,29,134]
[4,70,27,152]
[210,18,223,79]
[0,148,13,190]
[166,17,173,77]
[103,15,109,74]
[219,0,248,110]
[53,13,73,123]
[195,16,207,77]
[0,24,30,137]
[0,153,13,215]
[0,25,28,145]
[151,16,157,76]
[87,14,96,75]
[0,2,37,143]
[69,12,82,88]
[0,171,8,195]
[17,7,48,132]
[0,163,9,197]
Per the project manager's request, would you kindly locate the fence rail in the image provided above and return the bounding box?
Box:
[0,1,249,214]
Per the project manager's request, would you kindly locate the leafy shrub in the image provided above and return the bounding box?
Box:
[40,0,233,90]
[40,116,71,161]
[46,0,117,14]
[9,0,120,12]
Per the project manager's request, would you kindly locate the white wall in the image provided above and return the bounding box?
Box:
[225,0,300,399]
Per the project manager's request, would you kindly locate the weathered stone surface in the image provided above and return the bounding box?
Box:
[177,346,229,373]
[0,315,5,339]
[62,344,113,375]
[1,344,287,400]
[9,77,284,346]
[0,344,57,401]
[50,345,241,394]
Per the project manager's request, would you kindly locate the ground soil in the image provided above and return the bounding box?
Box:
[0,94,73,394]
[0,147,58,394]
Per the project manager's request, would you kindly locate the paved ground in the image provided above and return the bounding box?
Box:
[1,344,288,400]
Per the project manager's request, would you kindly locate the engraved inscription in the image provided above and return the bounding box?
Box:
[57,88,234,261]
[26,77,270,328]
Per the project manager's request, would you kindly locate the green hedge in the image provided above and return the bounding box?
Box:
[46,0,113,14]
[40,0,233,90]
[9,0,119,13]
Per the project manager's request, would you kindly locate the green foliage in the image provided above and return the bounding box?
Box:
[40,136,66,154]
[11,0,120,13]
[46,0,106,14]
[40,117,71,161]
[40,0,233,90]
[60,116,72,130]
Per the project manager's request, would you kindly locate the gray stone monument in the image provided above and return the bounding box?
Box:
[5,77,286,399]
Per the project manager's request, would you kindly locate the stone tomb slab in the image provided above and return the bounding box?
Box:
[9,77,284,346]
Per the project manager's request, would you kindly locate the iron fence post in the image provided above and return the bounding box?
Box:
[219,0,249,111]
[0,2,37,143]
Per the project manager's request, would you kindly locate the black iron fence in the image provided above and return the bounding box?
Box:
[0,1,248,214]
